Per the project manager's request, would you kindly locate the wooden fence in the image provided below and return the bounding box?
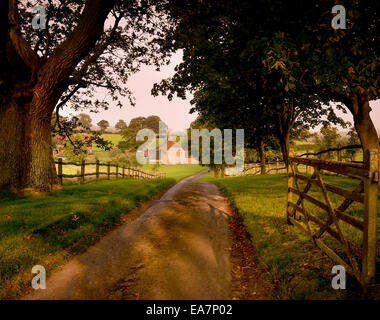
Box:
[227,160,287,176]
[287,148,379,287]
[55,159,165,185]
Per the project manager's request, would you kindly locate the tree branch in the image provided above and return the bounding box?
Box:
[328,90,353,113]
[8,0,39,70]
[41,0,117,90]
[70,13,123,83]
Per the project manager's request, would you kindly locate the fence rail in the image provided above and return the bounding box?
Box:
[286,148,379,287]
[55,159,165,184]
[227,160,287,176]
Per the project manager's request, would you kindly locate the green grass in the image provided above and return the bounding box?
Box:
[92,133,123,152]
[0,177,174,299]
[142,164,205,181]
[199,173,380,299]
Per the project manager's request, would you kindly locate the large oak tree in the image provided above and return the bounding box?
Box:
[0,0,170,191]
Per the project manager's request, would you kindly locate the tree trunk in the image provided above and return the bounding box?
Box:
[258,139,266,174]
[350,96,379,161]
[279,130,290,167]
[0,0,116,192]
[348,93,379,191]
[0,99,58,192]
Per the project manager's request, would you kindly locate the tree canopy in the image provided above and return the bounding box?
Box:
[115,119,128,132]
[0,0,173,191]
[153,0,379,164]
[97,120,110,132]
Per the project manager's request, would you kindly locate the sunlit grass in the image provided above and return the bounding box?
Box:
[199,173,379,299]
[0,178,174,299]
[142,164,205,181]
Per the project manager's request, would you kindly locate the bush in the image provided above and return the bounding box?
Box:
[109,147,123,158]
[63,135,87,163]
[117,141,130,151]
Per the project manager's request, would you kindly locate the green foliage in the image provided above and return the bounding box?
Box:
[63,135,88,163]
[115,119,128,132]
[345,126,361,161]
[117,140,130,151]
[109,147,123,158]
[97,120,110,133]
[77,113,92,132]
[315,124,344,159]
[90,131,114,151]
[120,116,166,151]
[154,0,378,159]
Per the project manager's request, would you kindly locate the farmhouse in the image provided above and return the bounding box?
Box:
[145,140,199,165]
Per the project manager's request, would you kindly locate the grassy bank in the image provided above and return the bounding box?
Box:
[0,178,174,299]
[199,173,379,299]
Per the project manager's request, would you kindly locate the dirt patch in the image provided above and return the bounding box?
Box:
[228,214,274,300]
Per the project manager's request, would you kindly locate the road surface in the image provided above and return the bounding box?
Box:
[23,170,233,300]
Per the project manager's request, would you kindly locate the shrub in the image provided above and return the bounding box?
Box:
[63,135,87,163]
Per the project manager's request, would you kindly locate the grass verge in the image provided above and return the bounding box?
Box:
[0,177,174,299]
[199,173,380,299]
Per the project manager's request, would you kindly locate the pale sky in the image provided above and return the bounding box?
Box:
[62,51,198,131]
[62,51,380,133]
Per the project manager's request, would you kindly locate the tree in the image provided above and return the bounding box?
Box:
[152,0,347,166]
[120,116,166,151]
[115,119,127,132]
[63,134,88,163]
[77,113,92,131]
[345,126,361,161]
[303,1,380,158]
[97,120,110,133]
[317,124,343,160]
[144,115,162,133]
[0,0,171,191]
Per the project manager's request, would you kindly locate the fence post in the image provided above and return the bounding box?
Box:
[362,149,378,286]
[306,150,310,175]
[58,158,63,185]
[337,149,342,162]
[80,160,85,184]
[122,167,125,178]
[116,165,119,179]
[276,159,279,173]
[107,162,110,180]
[96,160,99,181]
[287,148,294,224]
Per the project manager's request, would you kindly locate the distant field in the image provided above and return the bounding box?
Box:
[92,133,124,152]
[142,164,205,181]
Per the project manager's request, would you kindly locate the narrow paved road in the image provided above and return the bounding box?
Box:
[24,170,233,300]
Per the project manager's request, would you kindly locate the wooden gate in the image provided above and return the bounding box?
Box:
[286,148,379,287]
